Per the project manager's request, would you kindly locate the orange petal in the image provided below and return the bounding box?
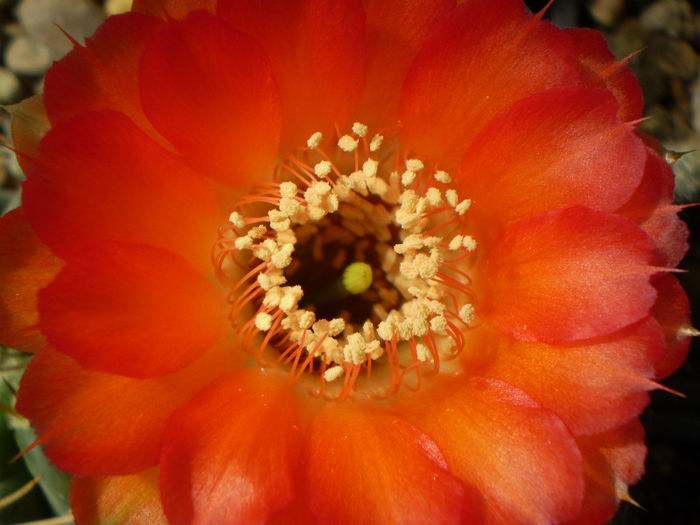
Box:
[617,149,688,267]
[43,12,167,145]
[478,206,658,343]
[641,210,689,269]
[266,498,317,525]
[71,469,168,525]
[616,148,674,223]
[569,420,646,525]
[38,241,225,378]
[16,336,238,475]
[403,377,584,525]
[566,27,643,122]
[354,0,455,131]
[23,110,220,272]
[139,11,281,187]
[131,0,216,18]
[302,404,478,525]
[580,419,647,487]
[0,209,62,353]
[459,87,645,232]
[399,0,579,169]
[564,478,618,525]
[216,0,366,152]
[474,318,664,436]
[651,273,692,379]
[159,370,302,525]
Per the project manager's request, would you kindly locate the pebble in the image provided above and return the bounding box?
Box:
[16,0,105,59]
[587,0,625,28]
[0,188,21,216]
[646,36,700,81]
[640,0,696,40]
[691,72,700,133]
[607,19,647,59]
[4,35,53,76]
[0,67,21,103]
[105,0,132,16]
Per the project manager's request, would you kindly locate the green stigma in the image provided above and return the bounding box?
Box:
[341,262,373,295]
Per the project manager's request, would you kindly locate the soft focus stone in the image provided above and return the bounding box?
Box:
[0,188,21,215]
[4,35,52,76]
[646,36,699,81]
[672,147,700,203]
[0,67,22,103]
[691,71,700,133]
[549,0,579,28]
[33,76,44,95]
[641,0,696,40]
[674,73,700,203]
[607,19,647,60]
[587,0,625,27]
[0,117,24,180]
[105,0,132,16]
[16,0,104,60]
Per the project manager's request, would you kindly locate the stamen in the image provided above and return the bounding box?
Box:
[314,160,333,178]
[338,135,359,152]
[434,170,452,184]
[212,123,478,399]
[352,122,369,137]
[255,312,274,331]
[369,134,384,152]
[307,131,323,149]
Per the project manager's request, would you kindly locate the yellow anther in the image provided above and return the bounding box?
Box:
[352,122,369,137]
[307,131,323,149]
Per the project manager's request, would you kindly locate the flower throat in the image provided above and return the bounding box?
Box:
[213,123,477,400]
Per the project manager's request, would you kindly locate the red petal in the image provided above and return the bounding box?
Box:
[16,337,238,474]
[583,419,647,486]
[0,209,62,352]
[617,149,688,267]
[139,11,281,187]
[475,318,664,436]
[402,377,584,525]
[71,469,168,525]
[266,498,317,525]
[459,87,645,231]
[354,0,454,131]
[38,242,225,378]
[641,210,689,269]
[216,0,366,152]
[132,0,216,17]
[651,273,692,379]
[570,420,646,525]
[44,13,167,145]
[564,480,618,525]
[303,405,477,525]
[478,206,658,343]
[23,110,220,272]
[566,27,644,122]
[159,370,302,525]
[617,148,675,223]
[399,0,579,169]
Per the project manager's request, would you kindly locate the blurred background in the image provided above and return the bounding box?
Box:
[0,0,698,523]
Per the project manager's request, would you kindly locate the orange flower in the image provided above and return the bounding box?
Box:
[0,0,692,523]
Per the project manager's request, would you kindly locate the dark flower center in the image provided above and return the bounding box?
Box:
[213,123,477,399]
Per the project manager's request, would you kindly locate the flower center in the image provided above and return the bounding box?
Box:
[213,123,478,400]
